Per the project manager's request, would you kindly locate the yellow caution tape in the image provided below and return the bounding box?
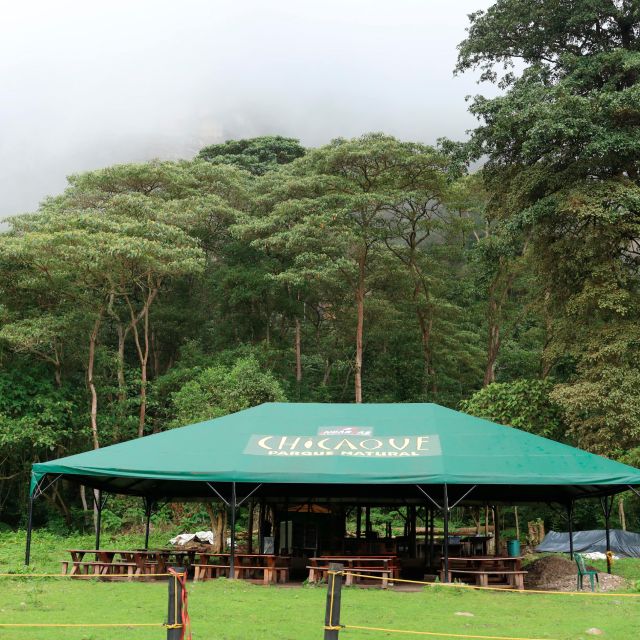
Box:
[343,624,558,640]
[339,571,640,597]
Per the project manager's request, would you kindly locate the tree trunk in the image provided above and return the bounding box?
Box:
[53,350,62,388]
[107,293,129,407]
[116,324,127,404]
[138,304,150,437]
[88,311,103,450]
[354,254,366,403]
[416,307,435,394]
[126,283,159,438]
[484,300,500,387]
[619,496,626,531]
[295,317,302,383]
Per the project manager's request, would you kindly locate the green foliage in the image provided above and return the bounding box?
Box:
[458,0,640,457]
[170,356,287,425]
[461,379,565,440]
[197,136,305,175]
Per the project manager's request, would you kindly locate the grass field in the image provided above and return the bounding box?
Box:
[2,531,640,640]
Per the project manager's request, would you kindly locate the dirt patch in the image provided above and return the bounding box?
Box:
[525,555,627,592]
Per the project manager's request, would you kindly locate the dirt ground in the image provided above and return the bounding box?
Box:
[524,555,627,592]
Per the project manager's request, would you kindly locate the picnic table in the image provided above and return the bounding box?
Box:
[194,553,290,584]
[440,556,527,590]
[307,555,399,588]
[64,548,199,578]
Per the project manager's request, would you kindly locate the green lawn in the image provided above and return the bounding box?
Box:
[2,531,640,639]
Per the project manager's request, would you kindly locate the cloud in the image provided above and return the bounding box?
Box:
[0,0,495,219]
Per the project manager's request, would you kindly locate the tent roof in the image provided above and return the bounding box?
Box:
[31,403,640,503]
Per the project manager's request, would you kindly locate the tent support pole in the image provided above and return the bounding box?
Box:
[94,490,103,551]
[601,495,614,574]
[230,482,237,579]
[567,501,574,560]
[443,484,449,583]
[24,494,35,566]
[143,498,153,550]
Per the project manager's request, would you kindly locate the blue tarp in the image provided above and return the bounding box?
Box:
[536,529,640,558]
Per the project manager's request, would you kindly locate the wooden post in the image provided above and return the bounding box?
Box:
[166,568,185,640]
[493,506,501,556]
[428,507,435,569]
[324,562,343,640]
[514,506,520,541]
[412,505,418,557]
[356,506,362,539]
[424,506,429,562]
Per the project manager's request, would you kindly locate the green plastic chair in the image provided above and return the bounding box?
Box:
[574,553,599,591]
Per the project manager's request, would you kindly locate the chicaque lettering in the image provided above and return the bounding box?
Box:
[244,435,441,457]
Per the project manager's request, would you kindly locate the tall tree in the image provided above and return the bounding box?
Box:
[197,136,305,175]
[458,0,640,447]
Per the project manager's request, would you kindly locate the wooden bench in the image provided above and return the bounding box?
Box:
[194,564,231,581]
[347,566,394,588]
[441,569,527,590]
[233,565,276,584]
[306,565,395,588]
[66,561,137,579]
[195,564,288,584]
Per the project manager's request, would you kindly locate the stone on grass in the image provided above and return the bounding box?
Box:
[454,612,474,617]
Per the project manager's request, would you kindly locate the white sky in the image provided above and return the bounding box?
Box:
[0,0,494,219]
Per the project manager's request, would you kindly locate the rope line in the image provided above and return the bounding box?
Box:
[341,624,558,640]
[337,571,640,598]
[0,623,165,628]
[0,572,176,578]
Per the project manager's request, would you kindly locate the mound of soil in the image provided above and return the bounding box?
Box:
[525,555,627,592]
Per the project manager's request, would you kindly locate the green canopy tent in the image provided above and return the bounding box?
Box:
[27,403,640,577]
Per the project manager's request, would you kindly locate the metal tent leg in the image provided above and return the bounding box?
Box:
[567,501,574,560]
[95,490,103,551]
[24,495,34,566]
[443,484,449,583]
[601,496,614,574]
[230,482,237,579]
[143,498,153,550]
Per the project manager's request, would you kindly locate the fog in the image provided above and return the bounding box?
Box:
[0,0,494,219]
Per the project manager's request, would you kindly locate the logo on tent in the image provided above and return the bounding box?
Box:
[317,426,373,436]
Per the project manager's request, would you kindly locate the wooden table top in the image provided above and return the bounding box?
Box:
[446,556,522,561]
[312,555,397,560]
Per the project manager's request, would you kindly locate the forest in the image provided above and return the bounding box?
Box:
[1,0,639,533]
